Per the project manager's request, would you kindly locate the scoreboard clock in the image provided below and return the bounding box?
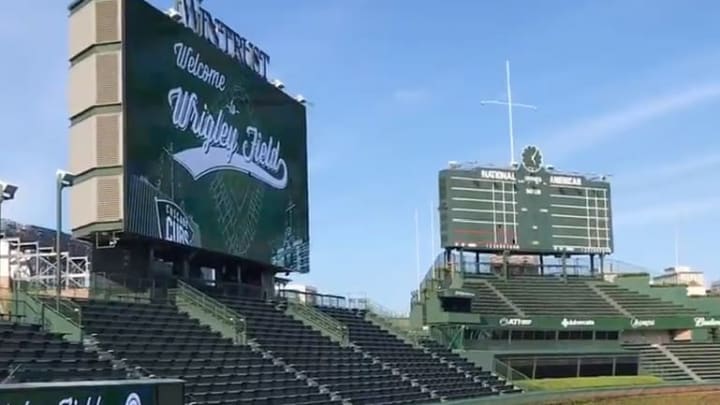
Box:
[438,146,613,255]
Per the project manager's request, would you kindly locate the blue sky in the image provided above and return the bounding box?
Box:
[2,0,720,312]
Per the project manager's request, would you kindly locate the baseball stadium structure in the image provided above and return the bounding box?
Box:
[0,0,719,404]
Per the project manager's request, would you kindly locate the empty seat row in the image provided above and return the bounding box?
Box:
[320,307,518,400]
[74,298,338,405]
[201,288,435,405]
[0,321,126,383]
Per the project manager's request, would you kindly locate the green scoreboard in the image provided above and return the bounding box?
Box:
[439,146,613,255]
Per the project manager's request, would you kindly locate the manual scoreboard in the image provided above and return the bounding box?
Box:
[439,146,613,255]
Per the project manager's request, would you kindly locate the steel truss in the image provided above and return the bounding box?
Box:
[3,238,90,288]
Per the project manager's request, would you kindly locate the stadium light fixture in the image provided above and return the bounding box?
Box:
[294,94,314,106]
[270,79,285,90]
[55,170,76,310]
[0,181,18,239]
[166,8,182,22]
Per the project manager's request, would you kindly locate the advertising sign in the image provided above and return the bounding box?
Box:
[123,0,309,272]
[0,383,154,405]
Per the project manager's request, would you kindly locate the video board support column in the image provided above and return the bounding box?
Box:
[539,255,545,276]
[590,254,595,277]
[561,253,567,283]
[474,251,480,274]
[600,254,605,276]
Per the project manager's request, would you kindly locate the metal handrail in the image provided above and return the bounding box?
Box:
[0,298,43,327]
[287,300,348,344]
[2,364,24,384]
[176,280,246,344]
[493,358,530,381]
[365,309,421,345]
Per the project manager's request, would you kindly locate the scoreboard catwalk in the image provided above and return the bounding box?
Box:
[439,146,613,255]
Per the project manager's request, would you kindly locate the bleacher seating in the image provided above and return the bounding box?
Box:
[593,284,706,317]
[479,275,621,316]
[321,306,517,400]
[211,293,433,405]
[622,343,693,382]
[665,343,720,381]
[461,279,517,316]
[418,337,521,393]
[77,299,336,405]
[0,320,125,383]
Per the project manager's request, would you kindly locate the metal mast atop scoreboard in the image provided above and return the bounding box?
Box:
[480,60,537,166]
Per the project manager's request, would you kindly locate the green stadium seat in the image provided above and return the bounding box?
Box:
[320,306,520,400]
[664,342,720,381]
[75,298,340,405]
[468,274,623,317]
[593,284,709,318]
[196,288,436,405]
[0,321,126,383]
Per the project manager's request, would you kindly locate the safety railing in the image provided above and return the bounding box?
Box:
[0,298,45,328]
[89,273,176,303]
[285,299,349,346]
[364,309,423,346]
[277,288,347,308]
[493,358,530,382]
[638,359,690,381]
[174,280,246,345]
[13,282,83,342]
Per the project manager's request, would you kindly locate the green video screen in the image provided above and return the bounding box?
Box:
[123,0,309,272]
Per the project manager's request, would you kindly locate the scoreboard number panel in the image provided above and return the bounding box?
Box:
[439,146,613,255]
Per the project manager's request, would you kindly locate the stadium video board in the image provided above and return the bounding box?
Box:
[439,146,613,255]
[122,0,309,272]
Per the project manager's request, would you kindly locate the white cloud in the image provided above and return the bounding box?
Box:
[392,88,429,105]
[614,197,720,227]
[541,83,720,160]
[614,152,720,188]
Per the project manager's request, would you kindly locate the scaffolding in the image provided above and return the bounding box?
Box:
[1,238,90,289]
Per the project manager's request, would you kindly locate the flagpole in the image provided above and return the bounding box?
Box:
[414,209,421,285]
[430,201,435,265]
[674,222,680,268]
[505,60,515,165]
[480,60,537,166]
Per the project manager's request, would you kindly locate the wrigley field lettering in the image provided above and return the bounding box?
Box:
[167,86,288,189]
